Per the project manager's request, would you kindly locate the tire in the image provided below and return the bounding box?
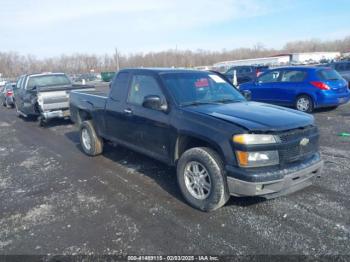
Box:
[38,116,47,127]
[177,147,229,212]
[296,95,314,113]
[15,102,22,118]
[79,120,103,156]
[5,100,12,109]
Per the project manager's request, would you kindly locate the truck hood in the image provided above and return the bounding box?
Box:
[183,101,314,132]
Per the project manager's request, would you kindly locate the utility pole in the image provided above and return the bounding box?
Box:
[115,48,120,71]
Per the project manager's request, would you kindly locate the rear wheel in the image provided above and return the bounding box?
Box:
[80,120,103,156]
[296,95,314,113]
[177,147,229,212]
[5,100,13,109]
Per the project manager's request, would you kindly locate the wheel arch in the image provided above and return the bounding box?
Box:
[295,92,316,106]
[174,134,224,165]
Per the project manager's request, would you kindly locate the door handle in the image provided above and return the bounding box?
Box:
[124,108,133,115]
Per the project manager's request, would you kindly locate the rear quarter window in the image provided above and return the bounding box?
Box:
[317,69,342,81]
[110,72,130,101]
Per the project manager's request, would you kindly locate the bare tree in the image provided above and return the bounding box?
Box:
[1,35,349,78]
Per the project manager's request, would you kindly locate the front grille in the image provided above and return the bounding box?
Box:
[277,126,319,164]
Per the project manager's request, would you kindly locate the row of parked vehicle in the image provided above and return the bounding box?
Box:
[1,63,348,211]
[1,73,94,126]
[222,62,350,112]
[1,69,328,211]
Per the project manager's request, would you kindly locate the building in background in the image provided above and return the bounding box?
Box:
[213,56,290,72]
[289,52,340,64]
[213,52,341,72]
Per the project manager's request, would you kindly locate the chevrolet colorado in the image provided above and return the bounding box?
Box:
[70,69,323,211]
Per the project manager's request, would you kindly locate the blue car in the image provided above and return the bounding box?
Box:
[239,66,350,112]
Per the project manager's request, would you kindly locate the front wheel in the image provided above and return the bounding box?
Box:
[80,120,104,156]
[177,147,229,212]
[296,95,314,113]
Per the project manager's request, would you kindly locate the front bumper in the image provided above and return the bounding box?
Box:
[226,159,323,198]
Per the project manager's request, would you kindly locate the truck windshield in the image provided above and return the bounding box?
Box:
[28,75,71,89]
[161,72,245,106]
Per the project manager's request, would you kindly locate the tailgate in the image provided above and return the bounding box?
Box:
[38,87,95,111]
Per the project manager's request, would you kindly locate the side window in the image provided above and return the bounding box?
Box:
[110,72,130,101]
[335,64,345,71]
[128,74,164,106]
[17,77,23,89]
[244,67,253,73]
[237,68,245,74]
[281,70,307,82]
[258,71,280,83]
[226,68,234,75]
[23,77,28,89]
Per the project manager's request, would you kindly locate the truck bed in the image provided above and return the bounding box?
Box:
[69,89,109,124]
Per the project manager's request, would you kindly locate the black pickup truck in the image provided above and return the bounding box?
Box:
[70,68,323,211]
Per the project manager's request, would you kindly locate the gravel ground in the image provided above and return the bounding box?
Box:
[0,87,349,257]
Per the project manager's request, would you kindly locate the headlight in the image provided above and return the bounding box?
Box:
[233,134,279,167]
[236,150,279,167]
[233,134,277,145]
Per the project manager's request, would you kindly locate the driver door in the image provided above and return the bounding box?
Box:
[124,73,172,162]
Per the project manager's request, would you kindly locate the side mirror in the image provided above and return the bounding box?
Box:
[241,90,252,101]
[143,95,168,111]
[30,85,37,91]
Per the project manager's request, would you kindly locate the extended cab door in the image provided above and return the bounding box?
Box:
[104,72,131,141]
[123,73,171,162]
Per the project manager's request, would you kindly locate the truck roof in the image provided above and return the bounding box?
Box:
[27,72,66,78]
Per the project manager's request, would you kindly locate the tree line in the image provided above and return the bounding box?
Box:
[1,36,349,78]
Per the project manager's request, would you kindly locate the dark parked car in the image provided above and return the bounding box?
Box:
[70,68,323,211]
[14,73,94,126]
[239,67,350,113]
[224,65,269,85]
[1,82,16,108]
[326,61,350,85]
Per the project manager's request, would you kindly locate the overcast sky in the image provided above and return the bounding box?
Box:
[0,0,349,57]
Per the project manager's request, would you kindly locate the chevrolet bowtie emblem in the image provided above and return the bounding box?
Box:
[300,138,310,146]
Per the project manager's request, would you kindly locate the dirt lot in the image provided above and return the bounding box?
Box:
[0,87,349,256]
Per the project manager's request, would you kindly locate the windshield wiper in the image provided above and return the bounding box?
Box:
[181,101,221,107]
[212,98,242,104]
